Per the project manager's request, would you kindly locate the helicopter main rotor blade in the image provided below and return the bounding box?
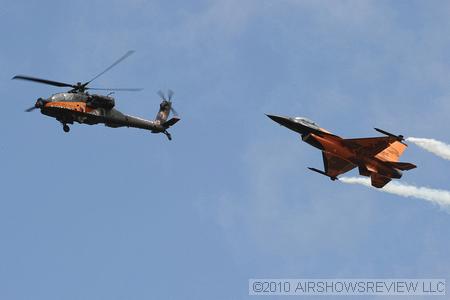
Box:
[88,87,143,92]
[85,50,135,85]
[12,75,75,88]
[24,106,37,112]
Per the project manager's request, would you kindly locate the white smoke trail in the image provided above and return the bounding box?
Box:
[406,137,450,160]
[340,177,450,210]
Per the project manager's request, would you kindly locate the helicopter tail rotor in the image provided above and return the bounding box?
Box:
[158,89,178,117]
[156,89,180,140]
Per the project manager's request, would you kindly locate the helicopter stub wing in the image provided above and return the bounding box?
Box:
[41,103,105,125]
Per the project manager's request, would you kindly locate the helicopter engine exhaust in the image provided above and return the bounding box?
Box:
[88,95,115,109]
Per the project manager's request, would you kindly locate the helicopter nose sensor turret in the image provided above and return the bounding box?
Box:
[24,98,47,112]
[35,98,45,108]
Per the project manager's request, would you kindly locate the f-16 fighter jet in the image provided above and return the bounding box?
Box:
[267,115,416,188]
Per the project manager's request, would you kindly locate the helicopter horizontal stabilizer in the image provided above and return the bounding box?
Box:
[163,117,180,128]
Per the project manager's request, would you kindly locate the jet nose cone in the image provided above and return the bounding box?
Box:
[266,114,290,125]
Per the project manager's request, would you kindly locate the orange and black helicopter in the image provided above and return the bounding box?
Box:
[267,114,416,188]
[12,51,180,140]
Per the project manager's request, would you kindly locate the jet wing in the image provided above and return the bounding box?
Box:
[322,151,356,178]
[341,137,406,161]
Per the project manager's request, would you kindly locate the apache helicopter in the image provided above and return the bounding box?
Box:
[12,51,180,140]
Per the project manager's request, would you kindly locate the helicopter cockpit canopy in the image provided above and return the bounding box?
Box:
[48,92,87,102]
[49,93,69,102]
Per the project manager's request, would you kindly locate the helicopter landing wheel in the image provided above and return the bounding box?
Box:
[63,124,70,133]
[164,130,172,141]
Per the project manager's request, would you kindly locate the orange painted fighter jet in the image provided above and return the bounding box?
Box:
[267,115,416,188]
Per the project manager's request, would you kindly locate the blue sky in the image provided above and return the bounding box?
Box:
[1,1,450,299]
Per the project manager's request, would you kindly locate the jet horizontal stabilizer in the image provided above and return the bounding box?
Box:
[308,167,337,181]
[374,128,404,141]
[384,161,417,170]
